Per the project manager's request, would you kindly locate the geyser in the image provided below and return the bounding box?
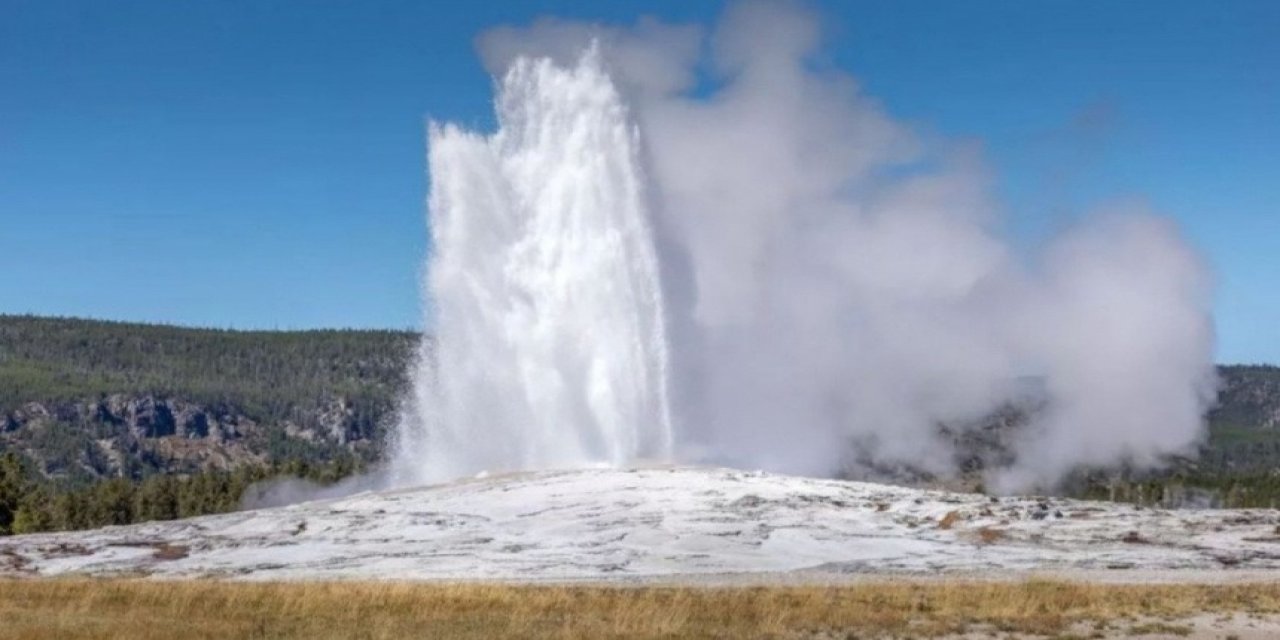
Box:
[391,47,674,486]
[394,1,1217,491]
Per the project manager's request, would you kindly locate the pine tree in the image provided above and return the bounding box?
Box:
[12,486,54,534]
[0,452,27,535]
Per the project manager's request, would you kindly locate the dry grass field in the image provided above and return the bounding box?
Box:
[1,579,1280,639]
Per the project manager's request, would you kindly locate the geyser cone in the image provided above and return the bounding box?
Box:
[394,47,674,485]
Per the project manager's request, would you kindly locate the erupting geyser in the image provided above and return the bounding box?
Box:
[394,1,1217,491]
[391,48,674,486]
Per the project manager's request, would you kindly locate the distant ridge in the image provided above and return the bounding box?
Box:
[0,312,419,336]
[0,314,416,485]
[0,313,1278,522]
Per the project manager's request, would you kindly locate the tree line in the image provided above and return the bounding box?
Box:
[0,452,358,536]
[0,314,417,432]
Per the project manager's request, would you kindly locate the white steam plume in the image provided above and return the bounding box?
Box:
[391,45,674,486]
[395,1,1217,491]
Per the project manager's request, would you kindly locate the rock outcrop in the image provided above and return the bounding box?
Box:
[0,393,374,481]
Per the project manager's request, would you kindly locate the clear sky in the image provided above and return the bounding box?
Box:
[2,1,1276,363]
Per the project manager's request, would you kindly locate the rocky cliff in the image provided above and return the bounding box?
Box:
[0,392,382,482]
[0,315,414,485]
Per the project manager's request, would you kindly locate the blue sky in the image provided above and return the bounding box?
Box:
[1,1,1276,363]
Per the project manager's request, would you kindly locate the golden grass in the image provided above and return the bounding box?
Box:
[1,579,1279,639]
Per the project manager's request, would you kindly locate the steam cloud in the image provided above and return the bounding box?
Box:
[397,1,1217,492]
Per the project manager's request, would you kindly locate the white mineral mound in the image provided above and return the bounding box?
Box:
[3,467,1278,582]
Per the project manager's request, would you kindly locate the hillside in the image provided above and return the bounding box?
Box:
[1203,364,1280,470]
[0,315,417,485]
[3,315,1280,485]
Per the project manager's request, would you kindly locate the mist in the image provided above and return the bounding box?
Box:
[394,0,1218,492]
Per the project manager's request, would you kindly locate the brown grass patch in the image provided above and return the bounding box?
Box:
[151,544,189,561]
[937,510,960,530]
[973,525,1007,544]
[0,579,1277,639]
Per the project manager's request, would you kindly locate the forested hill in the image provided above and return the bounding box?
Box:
[1202,363,1280,472]
[0,314,1278,534]
[3,314,1279,487]
[0,315,417,486]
